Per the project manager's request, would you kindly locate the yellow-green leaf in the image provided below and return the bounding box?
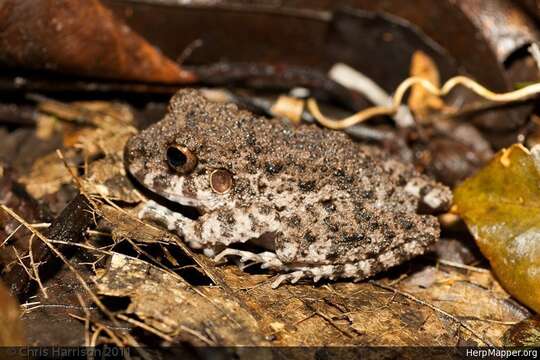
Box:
[454,144,540,313]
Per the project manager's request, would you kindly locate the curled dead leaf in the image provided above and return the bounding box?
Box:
[0,0,195,83]
[408,50,445,120]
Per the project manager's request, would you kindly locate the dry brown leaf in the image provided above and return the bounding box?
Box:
[96,253,268,347]
[23,98,140,202]
[399,267,528,345]
[101,205,176,244]
[0,0,195,83]
[18,151,76,199]
[94,226,526,348]
[408,50,445,120]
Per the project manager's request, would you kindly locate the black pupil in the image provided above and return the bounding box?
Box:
[167,147,187,168]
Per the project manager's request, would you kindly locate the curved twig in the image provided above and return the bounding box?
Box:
[307,76,540,129]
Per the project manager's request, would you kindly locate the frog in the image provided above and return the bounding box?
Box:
[124,89,452,287]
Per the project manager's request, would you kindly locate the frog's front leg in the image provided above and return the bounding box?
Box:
[198,205,285,269]
[138,200,211,252]
[140,201,283,261]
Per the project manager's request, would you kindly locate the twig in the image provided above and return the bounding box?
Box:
[86,230,112,237]
[117,314,174,343]
[437,259,491,273]
[75,293,91,348]
[329,63,414,127]
[369,280,494,347]
[460,316,519,326]
[45,239,114,255]
[0,224,22,248]
[178,325,215,346]
[28,234,48,298]
[30,223,51,228]
[23,303,95,313]
[12,247,34,279]
[308,75,540,129]
[20,301,41,308]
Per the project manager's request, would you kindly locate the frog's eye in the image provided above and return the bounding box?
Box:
[210,169,234,194]
[166,145,197,174]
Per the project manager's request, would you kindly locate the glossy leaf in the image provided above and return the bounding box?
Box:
[454,144,540,313]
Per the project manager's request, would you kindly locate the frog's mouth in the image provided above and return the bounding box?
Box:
[151,192,202,220]
[126,167,203,220]
[150,175,227,214]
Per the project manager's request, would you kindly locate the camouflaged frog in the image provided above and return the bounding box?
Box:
[125,89,452,287]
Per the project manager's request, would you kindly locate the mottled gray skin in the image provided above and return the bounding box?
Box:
[125,89,452,286]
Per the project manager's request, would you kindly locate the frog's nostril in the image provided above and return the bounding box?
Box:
[166,145,197,174]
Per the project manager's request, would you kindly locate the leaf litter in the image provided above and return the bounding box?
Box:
[2,7,540,349]
[0,80,536,351]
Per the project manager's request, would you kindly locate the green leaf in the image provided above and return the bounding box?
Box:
[454,144,540,313]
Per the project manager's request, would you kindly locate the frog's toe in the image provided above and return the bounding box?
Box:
[271,261,375,288]
[271,271,305,288]
[213,248,265,265]
[214,248,261,264]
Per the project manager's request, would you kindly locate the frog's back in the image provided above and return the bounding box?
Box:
[170,89,415,188]
[170,90,448,217]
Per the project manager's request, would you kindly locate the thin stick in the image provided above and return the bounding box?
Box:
[178,325,215,345]
[30,223,51,228]
[308,75,540,129]
[75,293,91,347]
[117,314,174,343]
[28,234,48,298]
[0,224,22,248]
[438,259,491,273]
[12,247,34,279]
[45,239,114,255]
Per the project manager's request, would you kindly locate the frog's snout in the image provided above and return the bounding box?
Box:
[123,134,147,185]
